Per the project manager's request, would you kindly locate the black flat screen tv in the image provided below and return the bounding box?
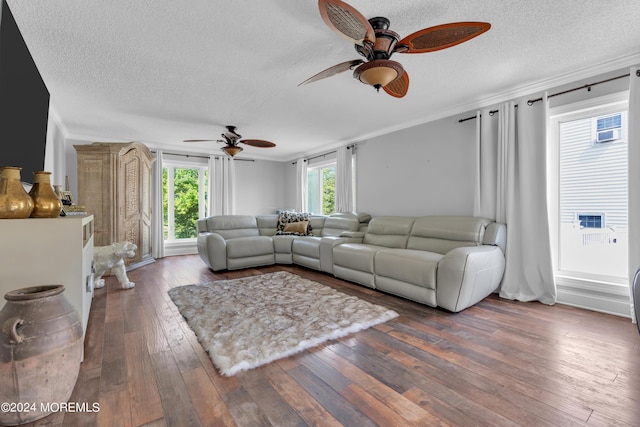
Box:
[0,0,49,183]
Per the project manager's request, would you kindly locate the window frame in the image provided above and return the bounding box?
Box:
[162,157,209,243]
[548,90,630,308]
[592,112,624,145]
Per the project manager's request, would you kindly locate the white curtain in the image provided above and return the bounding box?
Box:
[473,109,498,219]
[628,66,640,323]
[295,158,307,212]
[335,145,354,213]
[475,97,556,304]
[151,150,165,258]
[208,155,235,216]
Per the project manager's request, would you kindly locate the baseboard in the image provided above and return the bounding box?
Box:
[556,284,631,318]
[126,257,156,271]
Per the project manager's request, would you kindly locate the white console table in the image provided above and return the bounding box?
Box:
[0,215,95,345]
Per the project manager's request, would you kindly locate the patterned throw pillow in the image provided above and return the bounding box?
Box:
[276,211,312,236]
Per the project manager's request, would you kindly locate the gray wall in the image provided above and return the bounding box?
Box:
[356,114,476,217]
[234,159,290,215]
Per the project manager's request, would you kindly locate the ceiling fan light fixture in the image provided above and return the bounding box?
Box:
[353,60,404,91]
[221,145,243,157]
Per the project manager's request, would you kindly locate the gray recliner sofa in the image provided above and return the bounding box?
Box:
[196,213,506,312]
[196,212,370,272]
[332,216,506,312]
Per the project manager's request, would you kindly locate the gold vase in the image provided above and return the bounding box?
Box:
[0,166,34,219]
[29,171,62,218]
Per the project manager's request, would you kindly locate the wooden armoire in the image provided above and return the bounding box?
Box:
[74,142,155,270]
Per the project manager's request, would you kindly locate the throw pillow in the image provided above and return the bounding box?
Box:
[283,220,309,235]
[276,211,312,236]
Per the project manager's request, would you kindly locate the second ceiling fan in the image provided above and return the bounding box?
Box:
[184,125,276,157]
[299,0,491,98]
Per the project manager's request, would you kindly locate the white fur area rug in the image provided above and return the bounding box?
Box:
[168,271,398,377]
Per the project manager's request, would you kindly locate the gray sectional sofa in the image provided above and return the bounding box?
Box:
[196,213,506,312]
[196,212,370,272]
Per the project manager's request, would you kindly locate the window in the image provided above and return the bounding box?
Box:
[577,214,603,229]
[556,107,627,278]
[548,92,629,315]
[163,162,208,241]
[596,113,622,131]
[307,161,335,215]
[594,113,622,144]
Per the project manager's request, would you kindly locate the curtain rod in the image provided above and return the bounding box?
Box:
[151,150,254,161]
[290,144,356,165]
[458,71,632,123]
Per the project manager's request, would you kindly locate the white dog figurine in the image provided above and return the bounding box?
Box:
[93,241,137,289]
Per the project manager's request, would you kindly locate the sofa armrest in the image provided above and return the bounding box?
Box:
[339,231,365,241]
[436,246,506,312]
[483,222,506,254]
[319,236,353,273]
[197,232,228,271]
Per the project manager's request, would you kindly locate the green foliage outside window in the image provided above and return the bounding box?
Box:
[173,168,200,238]
[163,167,202,239]
[322,167,335,215]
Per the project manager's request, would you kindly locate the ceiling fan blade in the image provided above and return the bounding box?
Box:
[396,22,491,54]
[183,139,220,142]
[298,59,364,86]
[384,71,409,98]
[318,0,376,46]
[240,139,276,148]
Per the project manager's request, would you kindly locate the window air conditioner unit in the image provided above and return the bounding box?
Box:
[596,128,621,143]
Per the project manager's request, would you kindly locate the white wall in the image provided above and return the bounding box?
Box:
[43,110,67,189]
[64,138,90,200]
[234,159,291,215]
[356,114,476,216]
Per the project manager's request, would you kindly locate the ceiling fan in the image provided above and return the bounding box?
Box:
[299,0,491,98]
[183,125,276,157]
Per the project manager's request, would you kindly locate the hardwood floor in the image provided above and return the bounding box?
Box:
[27,255,639,426]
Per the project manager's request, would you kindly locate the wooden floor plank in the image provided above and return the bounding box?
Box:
[124,331,164,426]
[287,364,377,427]
[149,350,203,427]
[309,342,455,426]
[97,389,132,427]
[29,255,638,427]
[181,366,237,427]
[261,361,343,427]
[238,367,308,427]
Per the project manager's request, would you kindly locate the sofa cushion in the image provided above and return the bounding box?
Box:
[309,215,327,234]
[320,216,360,237]
[407,216,492,254]
[363,216,415,248]
[292,236,322,258]
[276,211,312,235]
[333,243,387,273]
[256,214,279,236]
[203,215,260,239]
[226,236,274,258]
[375,249,443,290]
[272,235,296,264]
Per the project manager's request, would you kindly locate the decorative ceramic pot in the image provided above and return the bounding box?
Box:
[28,171,62,218]
[0,166,34,219]
[0,285,83,425]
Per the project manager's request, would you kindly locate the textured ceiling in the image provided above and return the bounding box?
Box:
[6,0,640,161]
